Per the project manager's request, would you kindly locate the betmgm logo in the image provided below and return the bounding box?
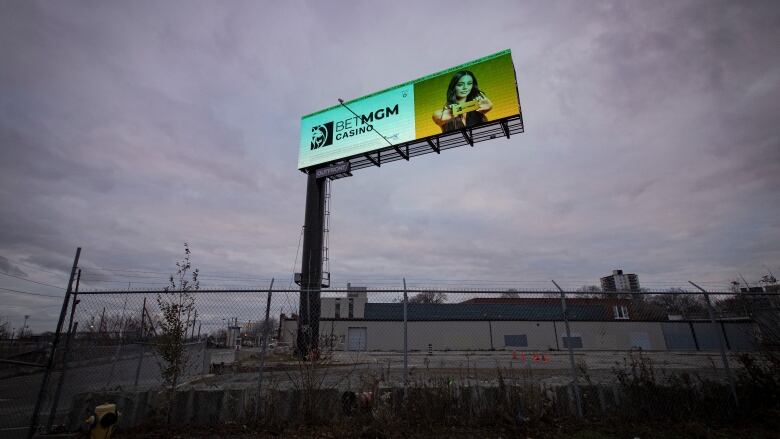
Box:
[311,122,334,150]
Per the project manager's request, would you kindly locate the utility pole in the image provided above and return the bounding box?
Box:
[28,247,80,439]
[47,269,81,431]
[296,171,326,358]
[255,278,274,421]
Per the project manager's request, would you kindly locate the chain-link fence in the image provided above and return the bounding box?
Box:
[8,282,780,436]
[0,339,48,438]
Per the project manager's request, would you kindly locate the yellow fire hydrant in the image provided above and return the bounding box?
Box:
[85,402,119,439]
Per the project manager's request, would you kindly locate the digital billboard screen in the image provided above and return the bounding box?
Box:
[298,49,521,170]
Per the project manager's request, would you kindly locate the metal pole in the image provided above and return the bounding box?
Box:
[688,281,739,407]
[133,297,148,388]
[28,247,80,439]
[98,307,106,334]
[296,171,325,357]
[255,278,274,421]
[488,319,494,350]
[184,307,192,341]
[403,278,408,398]
[191,310,198,340]
[46,269,81,432]
[552,280,583,418]
[104,296,129,389]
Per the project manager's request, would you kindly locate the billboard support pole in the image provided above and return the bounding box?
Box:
[296,172,325,358]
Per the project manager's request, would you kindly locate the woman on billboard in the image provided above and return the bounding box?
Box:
[432,70,493,133]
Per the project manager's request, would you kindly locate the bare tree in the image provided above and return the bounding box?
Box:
[0,317,10,339]
[244,317,279,346]
[155,243,199,424]
[760,273,778,287]
[576,285,603,298]
[500,288,520,298]
[647,288,705,318]
[409,291,447,304]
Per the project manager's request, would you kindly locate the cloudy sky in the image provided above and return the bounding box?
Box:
[1,1,778,329]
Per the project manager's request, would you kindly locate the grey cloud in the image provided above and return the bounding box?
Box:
[0,256,27,277]
[0,0,779,330]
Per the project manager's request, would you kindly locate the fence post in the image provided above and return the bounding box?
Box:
[104,296,130,389]
[133,297,147,388]
[403,278,408,400]
[28,247,80,439]
[688,281,739,407]
[191,310,198,340]
[255,278,274,421]
[46,269,81,432]
[552,280,583,418]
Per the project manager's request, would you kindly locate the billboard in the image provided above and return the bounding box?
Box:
[298,49,521,170]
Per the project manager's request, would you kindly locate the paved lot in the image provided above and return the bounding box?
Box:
[196,348,741,391]
[0,344,204,438]
[0,348,746,438]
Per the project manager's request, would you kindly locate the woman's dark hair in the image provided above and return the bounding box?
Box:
[442,70,487,132]
[446,70,482,104]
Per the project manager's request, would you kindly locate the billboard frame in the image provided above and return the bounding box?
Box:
[301,113,523,178]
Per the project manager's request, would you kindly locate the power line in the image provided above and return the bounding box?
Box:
[83,266,279,281]
[0,287,62,299]
[80,272,276,282]
[0,271,64,290]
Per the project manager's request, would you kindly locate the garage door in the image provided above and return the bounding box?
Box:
[348,327,367,351]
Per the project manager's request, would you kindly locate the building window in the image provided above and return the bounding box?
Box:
[504,335,528,347]
[348,298,354,318]
[562,336,583,349]
[335,300,340,319]
[613,305,630,320]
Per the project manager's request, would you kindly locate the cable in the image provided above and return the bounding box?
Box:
[0,270,64,289]
[82,266,278,281]
[0,287,62,298]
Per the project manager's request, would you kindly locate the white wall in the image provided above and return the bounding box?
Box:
[282,320,667,351]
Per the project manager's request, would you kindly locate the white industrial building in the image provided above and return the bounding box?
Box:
[279,291,758,353]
